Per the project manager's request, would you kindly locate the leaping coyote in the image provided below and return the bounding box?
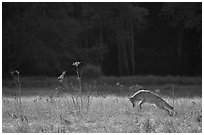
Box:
[129,90,175,116]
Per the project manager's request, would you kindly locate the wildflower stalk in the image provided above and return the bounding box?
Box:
[73,61,83,114]
[172,84,175,103]
[58,61,92,116]
[11,70,23,126]
[16,74,22,110]
[76,67,82,94]
[77,69,83,113]
[11,70,22,110]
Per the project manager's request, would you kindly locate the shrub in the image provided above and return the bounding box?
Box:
[82,64,102,79]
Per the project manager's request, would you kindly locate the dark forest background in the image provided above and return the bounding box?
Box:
[2,2,202,78]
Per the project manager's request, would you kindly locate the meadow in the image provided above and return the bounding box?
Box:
[2,75,202,133]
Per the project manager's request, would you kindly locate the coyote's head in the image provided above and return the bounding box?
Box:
[128,97,135,107]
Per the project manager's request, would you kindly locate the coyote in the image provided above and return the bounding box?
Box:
[128,90,175,116]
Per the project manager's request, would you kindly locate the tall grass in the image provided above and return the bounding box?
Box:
[2,95,202,133]
[7,70,32,132]
[57,61,92,116]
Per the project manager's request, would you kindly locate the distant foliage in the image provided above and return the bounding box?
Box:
[82,64,102,79]
[2,3,202,77]
[161,3,201,30]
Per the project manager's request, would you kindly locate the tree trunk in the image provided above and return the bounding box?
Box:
[119,20,129,75]
[177,27,184,59]
[116,20,123,76]
[115,18,131,76]
[130,20,135,75]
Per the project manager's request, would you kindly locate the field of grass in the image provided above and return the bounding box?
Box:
[2,94,202,133]
[2,76,202,133]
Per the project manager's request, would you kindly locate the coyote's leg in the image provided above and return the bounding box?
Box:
[155,102,172,116]
[139,99,145,110]
[132,102,135,107]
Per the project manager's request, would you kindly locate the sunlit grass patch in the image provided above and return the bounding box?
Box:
[2,94,202,133]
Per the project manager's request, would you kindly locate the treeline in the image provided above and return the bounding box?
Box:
[2,2,202,78]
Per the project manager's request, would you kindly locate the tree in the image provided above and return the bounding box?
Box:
[3,3,82,76]
[72,3,148,76]
[86,3,148,75]
[160,3,201,59]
